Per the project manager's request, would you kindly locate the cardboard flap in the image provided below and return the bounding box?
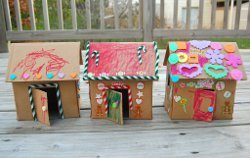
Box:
[6,42,81,82]
[32,89,50,126]
[106,90,123,125]
[163,44,170,66]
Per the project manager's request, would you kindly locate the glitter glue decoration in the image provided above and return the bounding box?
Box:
[177,52,188,63]
[179,82,186,88]
[205,49,224,64]
[224,44,235,53]
[210,42,222,50]
[189,40,211,50]
[204,64,228,79]
[170,74,180,83]
[47,73,54,79]
[168,54,179,64]
[224,54,242,68]
[58,72,65,79]
[230,69,243,81]
[179,64,202,78]
[169,42,178,52]
[22,73,30,79]
[10,74,17,80]
[188,54,199,64]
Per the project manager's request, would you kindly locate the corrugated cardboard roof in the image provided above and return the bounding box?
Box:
[6,42,82,82]
[86,42,157,78]
[164,41,247,80]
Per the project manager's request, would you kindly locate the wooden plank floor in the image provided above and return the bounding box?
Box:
[0,50,250,158]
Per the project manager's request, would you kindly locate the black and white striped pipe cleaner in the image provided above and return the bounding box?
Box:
[137,45,147,64]
[28,83,64,120]
[91,50,100,66]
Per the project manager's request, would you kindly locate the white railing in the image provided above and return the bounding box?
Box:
[0,0,250,52]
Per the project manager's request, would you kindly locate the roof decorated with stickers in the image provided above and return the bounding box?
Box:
[6,42,82,82]
[83,42,159,81]
[164,40,247,82]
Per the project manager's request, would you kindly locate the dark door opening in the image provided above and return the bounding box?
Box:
[113,89,129,119]
[38,87,60,120]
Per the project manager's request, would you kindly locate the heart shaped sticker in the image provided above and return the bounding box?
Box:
[204,64,228,79]
[179,64,202,78]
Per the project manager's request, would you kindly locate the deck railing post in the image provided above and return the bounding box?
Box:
[143,0,154,41]
[0,0,8,53]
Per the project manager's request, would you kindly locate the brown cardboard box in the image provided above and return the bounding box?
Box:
[6,42,82,126]
[164,41,247,122]
[83,42,159,124]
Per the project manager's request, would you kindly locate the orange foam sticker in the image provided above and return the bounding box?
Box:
[188,54,199,64]
[70,72,77,79]
[224,44,235,53]
[177,42,187,50]
[35,73,42,79]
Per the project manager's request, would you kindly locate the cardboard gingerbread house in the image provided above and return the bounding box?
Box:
[83,41,159,125]
[6,42,82,126]
[164,40,247,122]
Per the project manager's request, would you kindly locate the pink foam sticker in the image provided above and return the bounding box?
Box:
[210,42,222,50]
[22,73,30,79]
[230,69,243,80]
[199,56,208,67]
[224,54,242,68]
[171,65,179,75]
[178,64,202,78]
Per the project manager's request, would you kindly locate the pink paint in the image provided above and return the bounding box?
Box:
[230,69,243,80]
[88,42,156,76]
[171,65,179,75]
[179,64,202,78]
[224,54,242,68]
[210,42,222,50]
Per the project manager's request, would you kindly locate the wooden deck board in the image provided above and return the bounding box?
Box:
[0,50,250,157]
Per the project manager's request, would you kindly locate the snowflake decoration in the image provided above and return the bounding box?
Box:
[224,54,242,68]
[205,49,224,64]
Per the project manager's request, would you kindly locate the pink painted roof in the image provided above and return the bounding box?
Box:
[87,42,156,77]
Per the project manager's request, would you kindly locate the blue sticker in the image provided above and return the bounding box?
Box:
[208,107,214,112]
[170,74,180,83]
[170,42,178,52]
[168,54,179,65]
[10,74,17,80]
[47,73,54,79]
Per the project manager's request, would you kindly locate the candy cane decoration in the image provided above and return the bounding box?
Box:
[137,45,147,64]
[91,50,100,66]
[102,85,133,114]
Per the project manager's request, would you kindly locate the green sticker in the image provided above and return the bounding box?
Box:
[170,42,178,52]
[168,54,179,64]
[204,64,228,79]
